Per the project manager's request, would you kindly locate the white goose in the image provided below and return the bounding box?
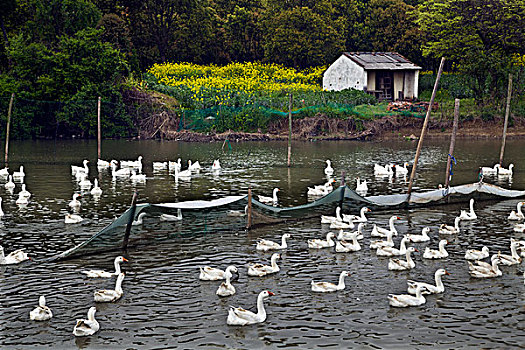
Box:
[30,296,53,321]
[342,207,371,223]
[78,174,92,189]
[199,265,237,281]
[173,165,192,180]
[153,161,168,170]
[439,217,461,234]
[480,163,500,175]
[395,162,409,176]
[212,159,221,171]
[335,233,361,252]
[256,233,291,251]
[97,159,110,169]
[356,177,368,194]
[15,192,28,205]
[132,212,147,225]
[19,184,31,199]
[497,164,514,176]
[321,206,343,224]
[13,165,25,180]
[4,175,15,190]
[311,271,349,292]
[188,160,201,171]
[0,245,30,264]
[388,285,426,307]
[469,258,502,278]
[376,235,411,256]
[169,158,182,172]
[216,266,237,297]
[459,198,477,220]
[407,268,450,295]
[130,170,146,182]
[94,272,125,302]
[464,246,489,260]
[388,247,417,270]
[0,166,8,177]
[159,208,183,221]
[120,156,143,170]
[82,256,128,278]
[0,197,4,218]
[248,253,280,277]
[73,307,99,337]
[65,213,83,224]
[307,183,333,197]
[370,230,395,249]
[90,179,102,196]
[71,160,89,175]
[508,202,525,221]
[324,160,334,175]
[405,227,431,243]
[308,232,335,249]
[371,216,399,237]
[69,193,81,210]
[514,223,525,233]
[423,239,449,259]
[227,290,274,326]
[257,188,279,205]
[330,219,354,229]
[490,239,522,265]
[338,223,366,241]
[374,164,393,176]
[111,160,131,178]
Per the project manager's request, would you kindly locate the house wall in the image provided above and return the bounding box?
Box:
[323,55,367,91]
[403,71,419,99]
[393,72,404,100]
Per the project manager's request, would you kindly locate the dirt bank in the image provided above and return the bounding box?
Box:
[145,115,525,142]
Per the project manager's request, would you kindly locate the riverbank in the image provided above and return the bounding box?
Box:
[146,114,525,142]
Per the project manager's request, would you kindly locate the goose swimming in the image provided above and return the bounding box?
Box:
[227,290,274,326]
[73,307,99,337]
[407,268,450,295]
[459,198,477,220]
[82,256,128,278]
[30,296,53,321]
[311,271,349,292]
[94,272,125,302]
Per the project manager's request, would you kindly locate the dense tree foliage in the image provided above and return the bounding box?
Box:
[0,0,523,138]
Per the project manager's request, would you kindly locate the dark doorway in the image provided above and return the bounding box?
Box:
[376,71,394,101]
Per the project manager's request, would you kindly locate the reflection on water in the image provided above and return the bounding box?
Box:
[1,139,524,348]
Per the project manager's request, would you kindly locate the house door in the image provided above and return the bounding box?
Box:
[376,71,394,101]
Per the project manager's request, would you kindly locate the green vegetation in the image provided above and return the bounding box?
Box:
[0,0,523,139]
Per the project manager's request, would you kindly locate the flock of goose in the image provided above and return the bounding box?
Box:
[1,157,524,334]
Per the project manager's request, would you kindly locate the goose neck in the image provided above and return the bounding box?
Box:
[337,273,347,289]
[510,243,520,259]
[406,250,414,264]
[389,218,397,232]
[271,255,279,269]
[256,293,267,320]
[114,260,122,274]
[439,242,448,254]
[115,276,124,293]
[518,203,524,216]
[281,235,288,248]
[0,247,5,264]
[434,273,444,289]
[400,237,408,252]
[88,308,97,322]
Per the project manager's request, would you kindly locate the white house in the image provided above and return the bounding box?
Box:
[323,52,421,101]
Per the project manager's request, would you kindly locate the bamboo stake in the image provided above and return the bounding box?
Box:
[97,96,101,159]
[499,74,513,165]
[122,191,138,250]
[4,93,14,165]
[444,98,460,188]
[407,57,445,196]
[246,188,252,229]
[287,93,292,167]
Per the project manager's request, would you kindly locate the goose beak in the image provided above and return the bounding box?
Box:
[445,271,451,275]
[123,258,129,262]
[414,248,419,252]
[268,291,275,296]
[367,209,372,212]
[396,216,400,219]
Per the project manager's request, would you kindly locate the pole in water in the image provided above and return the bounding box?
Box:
[4,93,14,165]
[122,191,138,250]
[246,188,252,229]
[444,98,460,188]
[287,93,293,167]
[97,96,101,159]
[499,74,513,165]
[407,57,446,197]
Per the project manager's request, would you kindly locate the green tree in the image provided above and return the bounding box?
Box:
[262,6,344,68]
[417,0,525,101]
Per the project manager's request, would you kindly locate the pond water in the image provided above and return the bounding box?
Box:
[1,139,524,349]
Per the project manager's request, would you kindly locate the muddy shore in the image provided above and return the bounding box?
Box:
[146,115,525,142]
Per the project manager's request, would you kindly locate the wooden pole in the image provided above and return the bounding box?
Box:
[407,57,445,196]
[444,98,460,188]
[4,92,14,165]
[246,188,252,229]
[287,93,292,167]
[97,96,101,159]
[499,74,513,165]
[122,191,138,250]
